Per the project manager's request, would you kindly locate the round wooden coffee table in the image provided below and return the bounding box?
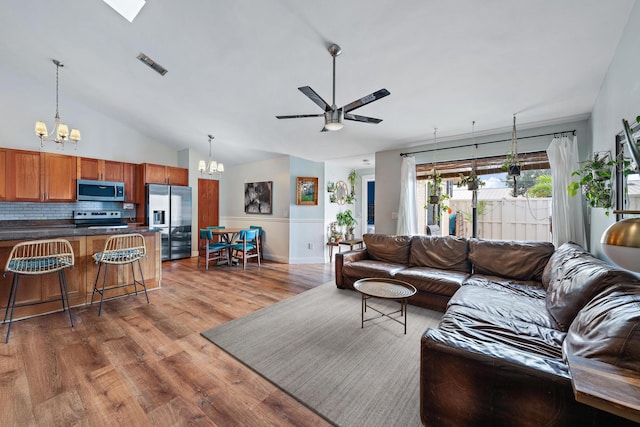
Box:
[353,278,417,334]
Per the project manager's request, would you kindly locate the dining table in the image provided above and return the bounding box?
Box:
[207,227,246,244]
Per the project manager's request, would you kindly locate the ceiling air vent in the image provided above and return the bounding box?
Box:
[136,53,167,76]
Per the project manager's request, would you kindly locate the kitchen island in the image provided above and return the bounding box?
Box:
[0,226,161,320]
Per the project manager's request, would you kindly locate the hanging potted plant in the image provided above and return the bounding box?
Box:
[425,169,449,218]
[336,209,357,240]
[567,151,634,215]
[501,152,521,176]
[457,169,485,191]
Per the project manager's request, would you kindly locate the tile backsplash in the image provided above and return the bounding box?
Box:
[0,201,137,220]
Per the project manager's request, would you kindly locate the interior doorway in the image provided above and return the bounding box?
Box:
[361,174,375,236]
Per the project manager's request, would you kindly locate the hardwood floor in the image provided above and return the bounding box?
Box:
[0,257,335,426]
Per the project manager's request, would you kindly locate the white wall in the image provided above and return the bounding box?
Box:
[375,119,591,235]
[589,1,640,258]
[0,64,179,165]
[219,156,291,263]
[290,157,325,263]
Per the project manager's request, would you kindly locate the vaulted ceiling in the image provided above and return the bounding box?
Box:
[0,1,634,168]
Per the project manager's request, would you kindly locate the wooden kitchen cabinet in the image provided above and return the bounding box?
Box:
[167,166,189,186]
[123,162,137,203]
[6,149,42,201]
[0,148,6,201]
[139,163,188,186]
[5,150,75,202]
[43,152,76,202]
[78,157,124,182]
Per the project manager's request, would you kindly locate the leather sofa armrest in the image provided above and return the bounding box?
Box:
[335,249,368,288]
[420,329,632,426]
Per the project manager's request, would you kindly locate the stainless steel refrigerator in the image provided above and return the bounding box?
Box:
[146,184,192,261]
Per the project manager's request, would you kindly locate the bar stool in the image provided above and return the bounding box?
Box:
[2,239,75,343]
[91,233,149,316]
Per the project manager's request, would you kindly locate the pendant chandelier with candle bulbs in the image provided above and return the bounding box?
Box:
[35,59,81,149]
[199,135,224,176]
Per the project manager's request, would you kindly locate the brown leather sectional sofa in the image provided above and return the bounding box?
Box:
[335,234,640,426]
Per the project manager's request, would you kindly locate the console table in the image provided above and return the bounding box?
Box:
[327,238,364,261]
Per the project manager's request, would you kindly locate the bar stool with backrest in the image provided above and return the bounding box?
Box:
[198,228,230,269]
[229,229,261,269]
[91,233,149,316]
[2,239,75,343]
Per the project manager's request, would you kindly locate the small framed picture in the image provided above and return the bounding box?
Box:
[296,177,319,205]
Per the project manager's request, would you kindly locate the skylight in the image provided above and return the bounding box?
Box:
[103,0,146,23]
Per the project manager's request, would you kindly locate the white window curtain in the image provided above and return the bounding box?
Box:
[397,155,418,235]
[546,135,586,248]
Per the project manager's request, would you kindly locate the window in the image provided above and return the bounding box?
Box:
[417,152,552,242]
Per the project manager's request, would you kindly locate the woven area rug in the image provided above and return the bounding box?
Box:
[201,282,442,427]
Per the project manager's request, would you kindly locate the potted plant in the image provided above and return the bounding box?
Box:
[567,151,634,215]
[346,170,358,203]
[457,170,485,191]
[501,152,521,176]
[327,181,336,193]
[336,209,357,240]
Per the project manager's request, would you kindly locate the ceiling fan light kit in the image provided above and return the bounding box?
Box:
[276,43,390,132]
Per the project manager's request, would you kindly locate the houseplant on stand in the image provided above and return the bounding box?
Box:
[336,209,357,241]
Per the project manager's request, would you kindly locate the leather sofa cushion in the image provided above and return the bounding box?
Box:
[363,234,411,265]
[449,282,557,330]
[544,243,637,331]
[342,260,406,280]
[394,267,468,297]
[409,235,470,272]
[464,274,547,300]
[468,239,554,282]
[439,304,567,362]
[563,284,640,371]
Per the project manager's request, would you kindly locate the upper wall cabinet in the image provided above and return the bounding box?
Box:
[5,150,76,202]
[123,162,137,203]
[78,157,124,182]
[6,149,42,201]
[43,153,76,202]
[139,163,188,186]
[0,149,6,201]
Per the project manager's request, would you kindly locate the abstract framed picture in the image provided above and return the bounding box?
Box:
[296,177,319,205]
[244,181,273,214]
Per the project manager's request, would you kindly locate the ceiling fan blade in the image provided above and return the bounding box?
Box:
[344,113,382,124]
[276,114,324,119]
[298,86,331,112]
[342,88,390,113]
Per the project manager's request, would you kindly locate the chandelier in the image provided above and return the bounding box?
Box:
[35,59,81,148]
[199,135,224,176]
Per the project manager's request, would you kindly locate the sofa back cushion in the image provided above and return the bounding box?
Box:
[363,234,411,265]
[409,235,470,272]
[544,242,637,331]
[564,284,640,371]
[468,239,554,282]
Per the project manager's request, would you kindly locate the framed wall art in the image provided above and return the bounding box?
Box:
[296,177,319,205]
[244,181,273,214]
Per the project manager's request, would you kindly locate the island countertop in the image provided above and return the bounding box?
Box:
[0,225,160,241]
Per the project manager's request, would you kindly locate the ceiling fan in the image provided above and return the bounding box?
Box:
[276,43,390,132]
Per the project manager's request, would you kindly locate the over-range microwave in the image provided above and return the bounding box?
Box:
[77,179,125,201]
